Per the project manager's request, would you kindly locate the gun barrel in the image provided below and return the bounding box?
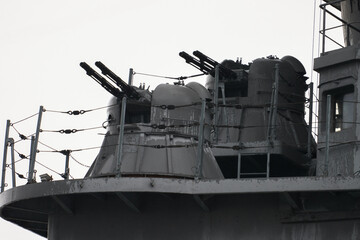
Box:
[193,50,237,79]
[80,62,123,98]
[95,61,141,99]
[193,50,219,67]
[179,51,213,74]
[180,51,237,79]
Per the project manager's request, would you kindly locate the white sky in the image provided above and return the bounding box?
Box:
[0,0,343,239]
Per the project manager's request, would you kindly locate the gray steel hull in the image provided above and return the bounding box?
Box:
[1,177,359,239]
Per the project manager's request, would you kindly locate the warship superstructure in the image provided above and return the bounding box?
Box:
[1,0,360,239]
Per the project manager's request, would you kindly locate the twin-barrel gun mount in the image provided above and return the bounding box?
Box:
[80,51,240,98]
[179,50,238,79]
[80,61,141,100]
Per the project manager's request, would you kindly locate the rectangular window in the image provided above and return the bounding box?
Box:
[125,103,151,124]
[323,85,354,132]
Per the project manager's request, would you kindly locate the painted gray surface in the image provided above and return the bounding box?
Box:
[6,4,360,238]
[1,177,360,239]
[314,43,360,177]
[208,56,315,176]
[2,177,360,202]
[87,82,224,179]
[46,193,360,240]
[341,0,360,46]
[85,131,224,179]
[87,54,315,180]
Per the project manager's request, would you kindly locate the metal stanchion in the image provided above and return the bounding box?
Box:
[116,97,127,177]
[1,120,11,192]
[325,94,331,176]
[196,99,206,179]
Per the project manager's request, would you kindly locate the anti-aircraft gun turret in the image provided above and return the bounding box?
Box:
[180,50,316,178]
[80,60,224,179]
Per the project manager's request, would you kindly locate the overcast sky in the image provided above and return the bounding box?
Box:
[0,0,342,239]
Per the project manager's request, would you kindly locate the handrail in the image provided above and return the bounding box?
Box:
[320,0,360,53]
[320,25,345,48]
